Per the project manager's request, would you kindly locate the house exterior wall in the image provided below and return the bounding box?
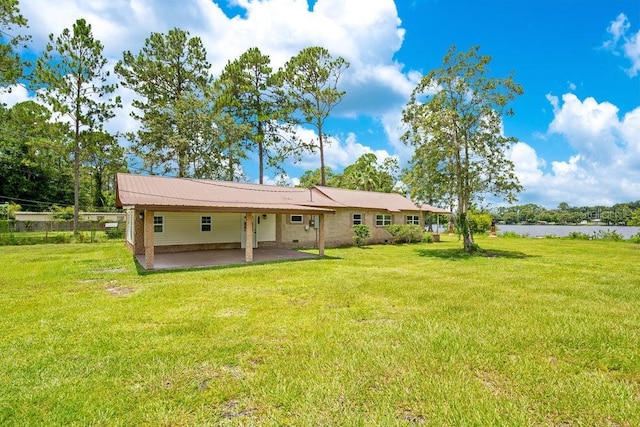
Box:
[129,211,277,254]
[275,209,422,248]
[126,208,422,255]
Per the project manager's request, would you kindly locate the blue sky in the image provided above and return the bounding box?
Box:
[3,0,639,208]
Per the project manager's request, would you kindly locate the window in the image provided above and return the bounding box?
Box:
[290,214,304,224]
[352,213,363,225]
[406,215,420,225]
[201,216,212,232]
[376,214,392,226]
[153,216,164,233]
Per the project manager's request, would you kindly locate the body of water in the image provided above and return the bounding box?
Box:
[495,224,640,239]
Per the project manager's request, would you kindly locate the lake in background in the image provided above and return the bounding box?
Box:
[495,224,640,239]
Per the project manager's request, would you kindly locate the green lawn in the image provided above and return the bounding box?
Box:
[1,236,639,426]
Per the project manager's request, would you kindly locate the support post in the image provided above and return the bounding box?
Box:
[144,209,155,269]
[318,214,325,257]
[245,213,253,262]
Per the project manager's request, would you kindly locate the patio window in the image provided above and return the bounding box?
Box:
[406,215,420,225]
[201,216,212,232]
[290,214,304,224]
[153,216,164,233]
[352,213,363,225]
[375,214,392,227]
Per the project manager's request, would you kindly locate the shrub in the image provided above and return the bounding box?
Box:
[385,224,424,243]
[352,225,370,247]
[594,230,624,242]
[0,203,21,219]
[51,205,74,220]
[467,211,492,233]
[568,231,590,240]
[0,220,15,233]
[629,233,640,244]
[422,233,434,243]
[105,226,125,239]
[500,231,522,238]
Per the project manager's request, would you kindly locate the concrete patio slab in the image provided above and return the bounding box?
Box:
[135,247,319,270]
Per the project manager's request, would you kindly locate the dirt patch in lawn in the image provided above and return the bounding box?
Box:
[105,283,134,296]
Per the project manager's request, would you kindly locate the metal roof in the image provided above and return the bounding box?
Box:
[116,174,337,213]
[314,186,423,212]
[116,173,447,214]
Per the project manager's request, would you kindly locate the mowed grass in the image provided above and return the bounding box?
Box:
[1,236,639,426]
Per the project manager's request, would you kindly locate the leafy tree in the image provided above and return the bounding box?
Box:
[201,111,250,181]
[83,131,127,209]
[298,166,335,188]
[402,46,523,252]
[34,18,120,231]
[115,28,213,177]
[336,153,399,192]
[0,101,73,208]
[277,46,349,186]
[0,0,29,89]
[218,47,299,183]
[0,202,20,219]
[629,209,640,226]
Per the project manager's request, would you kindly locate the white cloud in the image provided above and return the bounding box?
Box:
[0,85,30,107]
[509,94,640,207]
[290,128,393,172]
[547,93,621,163]
[18,0,415,177]
[603,13,640,77]
[604,13,630,50]
[508,142,545,187]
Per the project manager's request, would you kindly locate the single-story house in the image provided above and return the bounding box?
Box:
[115,173,449,269]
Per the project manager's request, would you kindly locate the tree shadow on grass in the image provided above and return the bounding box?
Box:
[414,247,533,261]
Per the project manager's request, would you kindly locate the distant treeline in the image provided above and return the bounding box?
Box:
[491,201,640,225]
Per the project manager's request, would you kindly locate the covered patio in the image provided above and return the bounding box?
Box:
[135,247,319,270]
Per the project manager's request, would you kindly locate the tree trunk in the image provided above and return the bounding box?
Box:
[319,128,326,186]
[258,121,264,184]
[73,140,80,234]
[458,210,476,252]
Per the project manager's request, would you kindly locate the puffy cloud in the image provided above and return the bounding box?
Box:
[18,0,415,176]
[509,94,640,207]
[0,85,31,107]
[291,129,393,172]
[546,93,621,163]
[508,142,545,187]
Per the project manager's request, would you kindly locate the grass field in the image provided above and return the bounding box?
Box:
[1,236,639,426]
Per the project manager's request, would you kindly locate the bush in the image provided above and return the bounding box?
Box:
[594,230,624,242]
[105,226,125,239]
[386,224,424,244]
[0,220,15,233]
[352,225,370,247]
[422,233,434,243]
[51,205,74,220]
[0,203,21,219]
[467,211,492,233]
[567,231,590,240]
[629,233,640,244]
[500,231,522,238]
